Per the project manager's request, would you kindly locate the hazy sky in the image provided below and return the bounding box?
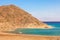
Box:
[0,0,60,21]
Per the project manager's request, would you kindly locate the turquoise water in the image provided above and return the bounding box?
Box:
[14,22,60,36]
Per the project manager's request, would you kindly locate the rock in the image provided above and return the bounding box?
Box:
[0,4,53,31]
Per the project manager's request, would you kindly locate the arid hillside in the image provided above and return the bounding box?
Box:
[0,5,52,31]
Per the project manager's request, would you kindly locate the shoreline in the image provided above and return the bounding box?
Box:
[0,32,60,37]
[0,32,60,40]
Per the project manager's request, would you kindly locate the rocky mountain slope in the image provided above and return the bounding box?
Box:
[0,5,52,31]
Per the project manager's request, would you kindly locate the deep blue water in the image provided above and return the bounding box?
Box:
[15,22,60,36]
[44,22,60,27]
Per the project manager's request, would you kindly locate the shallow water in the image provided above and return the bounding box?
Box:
[14,22,60,36]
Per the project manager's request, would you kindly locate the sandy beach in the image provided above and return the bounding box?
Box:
[0,32,60,40]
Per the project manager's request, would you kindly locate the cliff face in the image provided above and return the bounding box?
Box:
[0,5,52,31]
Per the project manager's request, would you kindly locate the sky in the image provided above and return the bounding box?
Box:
[0,0,60,21]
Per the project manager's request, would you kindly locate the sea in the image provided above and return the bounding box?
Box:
[14,22,60,36]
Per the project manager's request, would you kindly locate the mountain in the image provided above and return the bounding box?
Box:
[0,5,52,31]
